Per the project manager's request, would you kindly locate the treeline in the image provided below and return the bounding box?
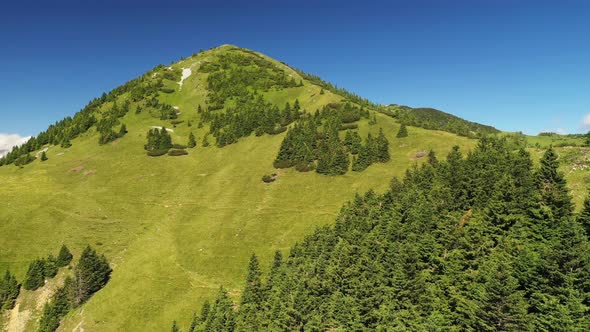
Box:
[291,68,377,109]
[386,106,499,138]
[274,104,388,175]
[39,246,111,332]
[23,245,73,291]
[175,137,590,331]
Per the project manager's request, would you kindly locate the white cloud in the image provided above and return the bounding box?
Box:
[0,134,31,157]
[580,114,590,130]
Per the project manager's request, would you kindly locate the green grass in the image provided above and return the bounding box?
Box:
[1,45,584,331]
[0,108,477,331]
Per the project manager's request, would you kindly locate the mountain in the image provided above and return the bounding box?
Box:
[0,45,588,331]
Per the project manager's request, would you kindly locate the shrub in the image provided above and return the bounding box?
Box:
[147,149,169,157]
[340,123,358,131]
[273,160,293,169]
[172,144,187,149]
[262,175,276,183]
[268,126,288,135]
[295,162,315,172]
[159,87,175,94]
[168,149,188,156]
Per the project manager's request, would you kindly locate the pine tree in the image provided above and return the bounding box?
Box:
[0,270,20,310]
[578,194,590,237]
[427,149,438,165]
[70,246,111,306]
[206,287,235,331]
[171,320,180,332]
[237,254,265,331]
[202,134,210,147]
[60,137,72,148]
[188,132,197,148]
[376,128,390,162]
[56,245,73,267]
[396,124,408,138]
[118,123,127,137]
[44,256,58,278]
[241,254,263,306]
[24,259,46,290]
[38,286,70,332]
[536,147,573,220]
[41,151,48,161]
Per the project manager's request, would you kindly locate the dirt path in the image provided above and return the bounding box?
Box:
[5,300,31,332]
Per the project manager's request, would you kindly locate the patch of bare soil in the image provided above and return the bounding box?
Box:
[5,301,31,332]
[83,169,97,177]
[70,165,85,173]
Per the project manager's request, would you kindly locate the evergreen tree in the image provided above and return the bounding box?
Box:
[118,123,127,137]
[40,151,48,161]
[535,147,573,219]
[38,286,70,332]
[56,245,73,267]
[188,132,197,148]
[171,320,180,332]
[0,270,20,310]
[578,194,590,237]
[376,128,390,162]
[44,256,58,278]
[202,134,210,147]
[427,149,438,165]
[237,255,265,331]
[60,137,72,148]
[70,246,111,306]
[23,259,46,290]
[206,287,235,332]
[396,124,408,138]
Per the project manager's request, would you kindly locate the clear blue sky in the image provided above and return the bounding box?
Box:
[1,0,590,138]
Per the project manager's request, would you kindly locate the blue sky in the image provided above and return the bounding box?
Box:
[1,0,590,145]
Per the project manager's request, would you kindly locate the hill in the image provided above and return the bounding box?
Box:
[382,104,500,138]
[0,45,588,331]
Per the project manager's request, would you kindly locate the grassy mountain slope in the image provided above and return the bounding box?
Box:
[0,45,585,331]
[385,104,499,138]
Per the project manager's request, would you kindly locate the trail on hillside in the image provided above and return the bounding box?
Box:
[5,300,30,332]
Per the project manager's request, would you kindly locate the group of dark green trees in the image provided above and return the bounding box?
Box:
[197,49,305,147]
[274,107,389,175]
[0,271,19,311]
[145,127,173,156]
[175,137,590,331]
[391,106,499,138]
[39,246,111,332]
[23,245,72,291]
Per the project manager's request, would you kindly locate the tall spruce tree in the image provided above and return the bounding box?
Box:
[396,124,408,138]
[70,246,111,306]
[23,259,46,290]
[0,270,20,310]
[188,132,197,148]
[535,147,573,220]
[56,245,73,267]
[376,128,390,162]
